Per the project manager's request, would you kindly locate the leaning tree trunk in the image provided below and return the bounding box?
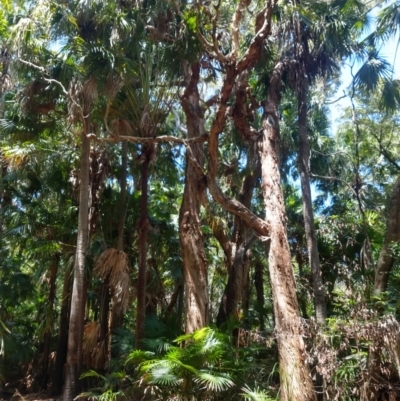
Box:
[261,64,316,401]
[62,133,91,401]
[179,62,208,333]
[135,145,152,348]
[297,87,327,323]
[361,176,400,401]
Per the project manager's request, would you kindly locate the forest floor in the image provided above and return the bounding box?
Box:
[0,390,57,401]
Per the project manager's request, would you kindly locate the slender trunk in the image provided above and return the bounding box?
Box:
[179,63,208,333]
[298,88,326,324]
[361,176,400,401]
[373,176,400,295]
[100,142,129,362]
[295,244,309,319]
[117,142,128,251]
[41,254,60,389]
[99,280,110,366]
[0,59,9,232]
[177,283,184,332]
[254,260,265,331]
[261,65,316,401]
[217,244,247,326]
[216,144,260,327]
[135,146,151,348]
[241,258,251,323]
[52,264,73,395]
[62,133,91,401]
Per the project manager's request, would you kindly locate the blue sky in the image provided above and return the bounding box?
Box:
[329,2,400,130]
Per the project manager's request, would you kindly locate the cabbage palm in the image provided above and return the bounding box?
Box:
[110,42,174,347]
[130,327,235,400]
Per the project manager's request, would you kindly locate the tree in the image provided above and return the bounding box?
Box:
[179,62,209,333]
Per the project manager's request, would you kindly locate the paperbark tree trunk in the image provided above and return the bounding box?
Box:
[179,62,208,333]
[297,88,327,323]
[361,176,400,401]
[62,133,91,401]
[261,64,317,401]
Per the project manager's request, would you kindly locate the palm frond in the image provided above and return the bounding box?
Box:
[353,51,393,91]
[194,372,234,392]
[376,3,400,40]
[148,364,181,387]
[380,79,400,112]
[241,385,275,401]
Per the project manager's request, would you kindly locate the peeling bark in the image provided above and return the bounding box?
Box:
[179,62,208,333]
[261,64,316,401]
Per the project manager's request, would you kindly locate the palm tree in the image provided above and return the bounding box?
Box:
[111,44,173,346]
[63,78,97,401]
[280,0,368,323]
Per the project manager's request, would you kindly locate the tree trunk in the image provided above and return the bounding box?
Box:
[254,260,265,331]
[361,176,400,401]
[261,64,316,401]
[135,145,151,348]
[41,254,60,389]
[373,176,400,295]
[217,243,248,327]
[117,142,128,251]
[179,62,208,333]
[52,263,72,395]
[216,145,260,328]
[298,88,327,324]
[62,133,91,401]
[0,56,10,232]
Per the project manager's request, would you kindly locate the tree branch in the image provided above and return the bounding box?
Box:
[87,133,208,145]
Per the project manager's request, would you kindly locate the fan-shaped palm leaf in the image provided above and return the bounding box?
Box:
[194,372,234,392]
[380,79,400,112]
[353,51,393,91]
[241,385,274,401]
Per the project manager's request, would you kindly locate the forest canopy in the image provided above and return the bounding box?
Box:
[1,0,400,400]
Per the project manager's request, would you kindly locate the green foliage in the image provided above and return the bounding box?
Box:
[241,385,276,401]
[78,370,129,401]
[131,327,235,399]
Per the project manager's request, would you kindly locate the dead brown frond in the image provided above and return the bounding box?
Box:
[104,74,123,100]
[83,321,100,368]
[67,78,83,126]
[81,77,98,115]
[94,248,126,279]
[83,321,107,370]
[67,77,98,125]
[110,118,133,138]
[94,248,131,314]
[1,73,12,93]
[112,269,131,315]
